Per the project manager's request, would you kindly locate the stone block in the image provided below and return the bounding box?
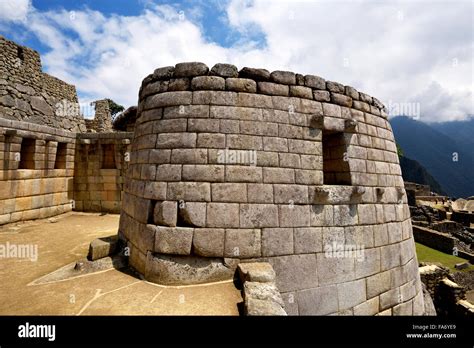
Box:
[167,182,211,201]
[197,133,226,148]
[154,226,194,255]
[294,227,323,254]
[187,118,220,133]
[225,78,257,93]
[353,297,379,315]
[297,285,338,315]
[245,298,287,316]
[326,81,345,93]
[355,247,381,278]
[262,228,294,256]
[270,255,319,292]
[239,67,270,81]
[330,93,353,107]
[279,205,310,227]
[170,148,208,164]
[243,281,285,306]
[238,262,276,282]
[145,91,192,109]
[179,202,206,227]
[210,63,238,78]
[206,202,240,227]
[153,201,177,227]
[380,288,401,310]
[191,76,225,90]
[224,229,261,258]
[381,243,401,271]
[247,183,274,203]
[225,166,262,183]
[193,228,225,257]
[313,90,330,102]
[156,132,196,148]
[274,184,308,204]
[155,164,182,181]
[337,279,366,310]
[289,86,313,99]
[263,137,288,152]
[182,164,225,182]
[174,62,209,77]
[240,204,279,228]
[211,183,247,202]
[263,167,295,183]
[87,235,118,261]
[258,82,289,96]
[310,205,334,226]
[366,270,391,298]
[288,139,320,155]
[317,253,355,285]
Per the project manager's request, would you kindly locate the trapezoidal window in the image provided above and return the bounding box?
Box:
[19,138,36,169]
[101,144,116,169]
[54,142,68,169]
[322,130,351,185]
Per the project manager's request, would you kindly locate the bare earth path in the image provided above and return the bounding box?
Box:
[0,212,241,315]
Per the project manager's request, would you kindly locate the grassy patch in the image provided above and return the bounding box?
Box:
[415,242,473,272]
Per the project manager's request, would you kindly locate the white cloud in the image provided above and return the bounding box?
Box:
[3,0,472,122]
[0,0,31,22]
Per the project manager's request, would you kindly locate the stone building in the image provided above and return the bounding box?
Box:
[118,62,425,315]
[0,35,424,315]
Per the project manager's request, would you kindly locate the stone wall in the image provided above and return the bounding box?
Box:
[0,118,75,225]
[85,99,113,133]
[0,35,86,132]
[118,62,424,316]
[73,132,132,213]
[412,225,456,254]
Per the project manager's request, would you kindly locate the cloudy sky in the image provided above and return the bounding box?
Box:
[0,0,472,122]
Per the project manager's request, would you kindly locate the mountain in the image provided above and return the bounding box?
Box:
[431,117,474,149]
[390,116,474,198]
[399,156,447,195]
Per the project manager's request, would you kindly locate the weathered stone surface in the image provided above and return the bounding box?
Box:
[224,229,261,258]
[290,85,313,99]
[210,63,239,78]
[269,254,318,292]
[174,62,209,77]
[193,228,225,257]
[304,74,325,89]
[297,285,338,315]
[331,93,353,107]
[244,281,285,305]
[245,297,287,316]
[239,67,270,81]
[225,78,257,93]
[241,203,279,227]
[262,228,294,256]
[87,235,118,261]
[153,66,175,80]
[31,96,53,116]
[206,203,240,227]
[145,253,234,285]
[270,70,296,85]
[178,202,206,227]
[154,226,194,255]
[258,82,289,96]
[294,227,323,253]
[153,201,177,226]
[238,262,276,283]
[191,76,225,91]
[326,81,345,93]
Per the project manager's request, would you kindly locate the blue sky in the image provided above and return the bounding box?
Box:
[0,0,472,122]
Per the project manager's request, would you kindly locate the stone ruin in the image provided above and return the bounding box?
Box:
[0,34,426,316]
[118,62,425,315]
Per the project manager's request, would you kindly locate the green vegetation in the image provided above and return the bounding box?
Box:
[415,242,473,272]
[106,98,125,118]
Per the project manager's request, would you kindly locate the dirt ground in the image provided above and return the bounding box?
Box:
[0,212,242,315]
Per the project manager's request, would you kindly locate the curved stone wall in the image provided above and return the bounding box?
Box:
[119,62,424,315]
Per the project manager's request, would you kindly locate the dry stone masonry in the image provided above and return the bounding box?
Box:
[0,35,86,132]
[118,61,425,315]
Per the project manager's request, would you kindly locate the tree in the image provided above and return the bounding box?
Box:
[396,143,404,157]
[106,98,125,119]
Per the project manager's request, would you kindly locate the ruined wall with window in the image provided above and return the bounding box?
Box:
[73,132,132,213]
[119,62,424,316]
[0,35,87,132]
[0,118,76,225]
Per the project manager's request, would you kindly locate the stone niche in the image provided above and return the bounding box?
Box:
[118,62,425,315]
